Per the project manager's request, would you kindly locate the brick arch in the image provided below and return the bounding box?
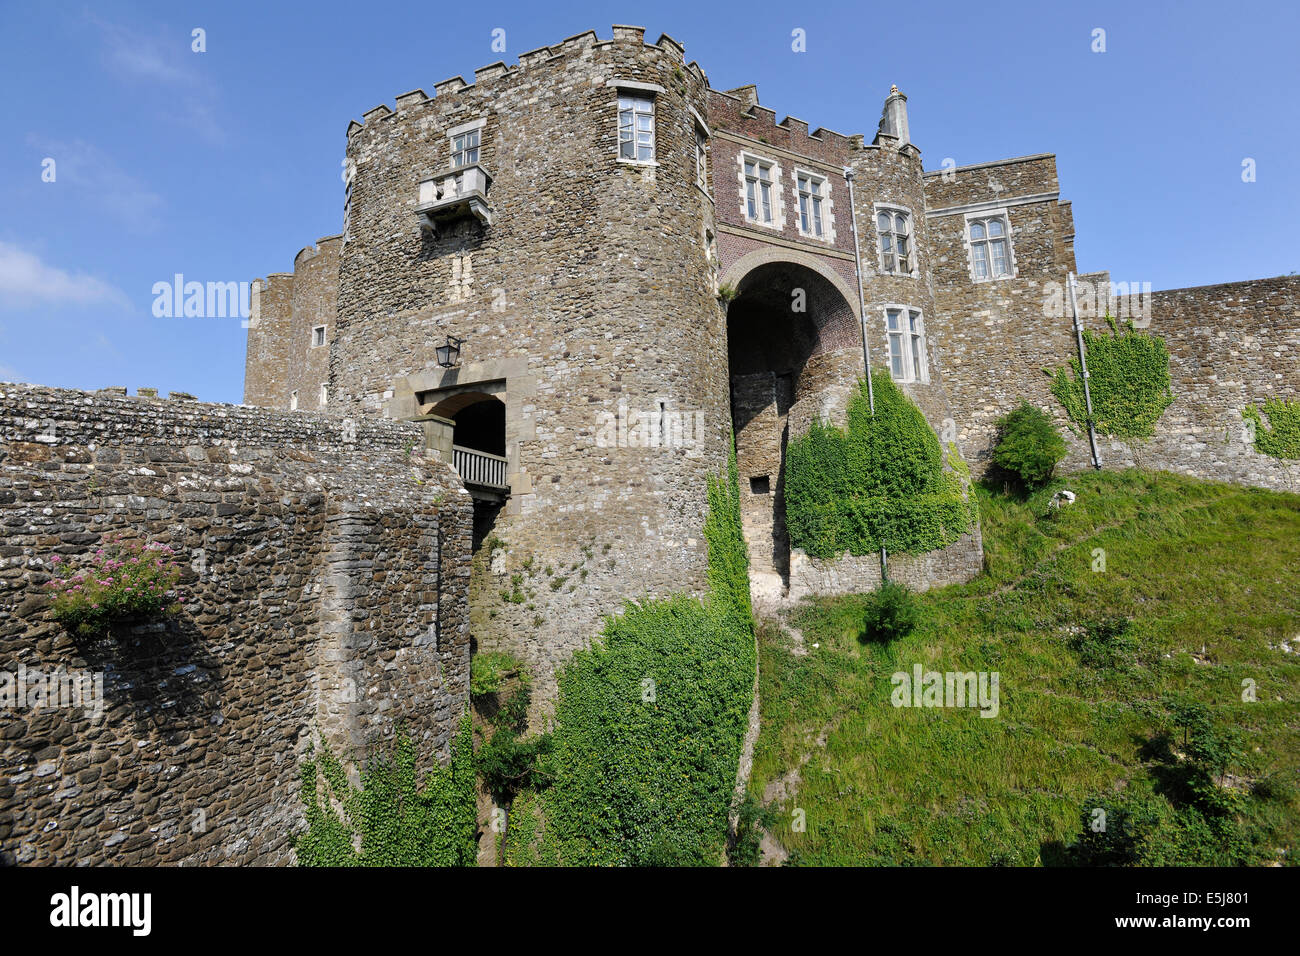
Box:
[719,247,860,320]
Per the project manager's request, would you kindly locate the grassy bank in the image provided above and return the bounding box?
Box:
[751,469,1300,865]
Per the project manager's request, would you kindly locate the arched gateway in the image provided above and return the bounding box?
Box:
[723,256,865,599]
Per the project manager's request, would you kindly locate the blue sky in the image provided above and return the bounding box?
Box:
[1,0,1296,403]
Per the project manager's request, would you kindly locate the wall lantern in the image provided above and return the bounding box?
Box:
[435,335,464,368]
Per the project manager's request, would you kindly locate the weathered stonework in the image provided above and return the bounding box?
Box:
[243,24,1300,710]
[0,385,471,865]
[244,237,341,413]
[923,156,1300,491]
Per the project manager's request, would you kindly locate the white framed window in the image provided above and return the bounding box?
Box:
[290,390,299,411]
[618,95,655,162]
[796,172,827,238]
[451,128,479,168]
[966,213,1014,281]
[876,206,914,275]
[447,118,486,170]
[743,157,775,224]
[883,306,928,383]
[319,383,329,407]
[695,129,708,191]
[311,325,327,348]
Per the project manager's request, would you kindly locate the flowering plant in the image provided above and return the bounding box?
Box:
[46,535,184,638]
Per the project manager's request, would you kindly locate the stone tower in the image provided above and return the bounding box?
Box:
[246,26,984,704]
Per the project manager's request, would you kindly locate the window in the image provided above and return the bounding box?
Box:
[884,307,928,383]
[319,383,329,407]
[909,311,925,382]
[877,208,913,275]
[968,215,1012,280]
[695,129,708,191]
[618,96,655,162]
[290,390,299,411]
[311,325,326,348]
[744,158,775,223]
[797,173,826,238]
[451,128,480,169]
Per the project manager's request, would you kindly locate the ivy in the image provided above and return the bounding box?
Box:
[511,443,756,866]
[294,713,477,866]
[1243,398,1300,459]
[1050,315,1173,439]
[784,371,975,558]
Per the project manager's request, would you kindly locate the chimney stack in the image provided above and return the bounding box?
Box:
[876,85,910,147]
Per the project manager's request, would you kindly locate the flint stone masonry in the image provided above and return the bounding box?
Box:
[0,384,471,865]
[244,237,341,412]
[923,153,1300,490]
[245,24,1300,711]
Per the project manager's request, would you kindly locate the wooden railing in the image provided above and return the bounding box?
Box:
[452,445,508,490]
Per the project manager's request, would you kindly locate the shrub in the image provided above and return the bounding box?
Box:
[991,402,1067,488]
[525,445,756,866]
[1060,785,1250,867]
[785,371,976,558]
[728,791,777,867]
[295,715,477,867]
[470,651,524,697]
[859,581,922,644]
[46,535,183,638]
[1061,792,1169,866]
[479,728,553,802]
[1070,616,1138,669]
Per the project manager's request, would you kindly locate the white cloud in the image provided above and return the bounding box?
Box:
[85,14,225,144]
[0,365,26,383]
[0,242,130,310]
[26,136,165,233]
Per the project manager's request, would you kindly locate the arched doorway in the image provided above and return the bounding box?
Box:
[724,259,860,598]
[427,390,509,552]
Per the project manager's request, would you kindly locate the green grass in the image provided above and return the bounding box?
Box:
[750,469,1300,865]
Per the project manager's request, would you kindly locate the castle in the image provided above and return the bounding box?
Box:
[244,25,1300,701]
[3,25,1297,866]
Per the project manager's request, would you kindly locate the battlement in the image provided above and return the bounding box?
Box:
[705,84,877,156]
[345,26,700,142]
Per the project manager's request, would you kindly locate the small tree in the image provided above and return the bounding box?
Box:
[992,402,1067,488]
[860,581,921,644]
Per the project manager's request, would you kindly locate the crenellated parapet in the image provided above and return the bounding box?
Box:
[244,235,342,411]
[343,26,703,146]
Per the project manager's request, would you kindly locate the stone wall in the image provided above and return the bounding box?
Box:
[330,28,730,705]
[922,153,1079,473]
[0,384,471,865]
[244,236,341,411]
[922,154,1300,489]
[1075,276,1300,489]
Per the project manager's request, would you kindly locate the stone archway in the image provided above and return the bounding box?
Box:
[724,257,863,600]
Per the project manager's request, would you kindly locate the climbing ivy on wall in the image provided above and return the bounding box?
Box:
[784,371,976,559]
[1050,316,1174,439]
[1243,399,1300,460]
[294,714,477,866]
[503,446,756,866]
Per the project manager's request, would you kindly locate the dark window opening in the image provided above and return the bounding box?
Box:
[750,475,770,495]
[452,399,506,457]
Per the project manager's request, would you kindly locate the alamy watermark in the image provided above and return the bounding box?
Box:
[1040,279,1152,326]
[2,663,104,720]
[151,274,260,326]
[891,664,999,718]
[595,401,706,450]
